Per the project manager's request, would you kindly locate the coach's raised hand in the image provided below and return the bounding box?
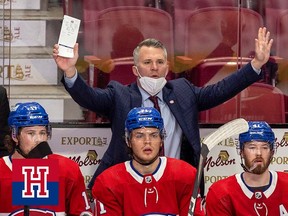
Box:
[53,43,79,78]
[251,27,273,71]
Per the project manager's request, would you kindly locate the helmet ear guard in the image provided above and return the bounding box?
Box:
[46,124,52,139]
[11,127,17,140]
[124,129,130,145]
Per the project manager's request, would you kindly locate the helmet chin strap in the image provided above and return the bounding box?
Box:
[241,162,252,173]
[15,145,29,158]
[240,157,256,173]
[16,141,53,158]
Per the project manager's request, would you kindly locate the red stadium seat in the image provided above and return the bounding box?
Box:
[62,0,147,19]
[240,83,286,123]
[182,7,262,61]
[85,6,174,61]
[276,9,288,60]
[62,0,148,57]
[265,0,288,54]
[175,6,264,85]
[200,83,286,123]
[187,57,251,87]
[174,0,237,55]
[199,95,239,124]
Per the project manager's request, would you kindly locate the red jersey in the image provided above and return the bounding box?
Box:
[206,170,288,216]
[92,157,204,216]
[0,154,92,216]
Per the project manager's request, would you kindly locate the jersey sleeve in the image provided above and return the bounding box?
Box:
[92,176,123,216]
[66,163,93,216]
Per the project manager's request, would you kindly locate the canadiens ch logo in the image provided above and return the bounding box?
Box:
[12,159,59,206]
[9,208,56,216]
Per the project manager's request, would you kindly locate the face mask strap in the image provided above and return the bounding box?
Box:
[134,66,142,78]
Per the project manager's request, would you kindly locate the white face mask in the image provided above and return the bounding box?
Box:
[135,67,167,96]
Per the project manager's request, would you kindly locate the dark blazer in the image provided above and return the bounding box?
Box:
[0,86,10,157]
[62,62,261,188]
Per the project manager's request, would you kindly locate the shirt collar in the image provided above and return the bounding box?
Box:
[138,86,163,102]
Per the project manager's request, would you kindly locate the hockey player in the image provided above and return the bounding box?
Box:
[92,107,204,215]
[206,121,288,216]
[0,102,93,216]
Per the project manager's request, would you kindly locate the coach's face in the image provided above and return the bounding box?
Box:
[132,46,169,79]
